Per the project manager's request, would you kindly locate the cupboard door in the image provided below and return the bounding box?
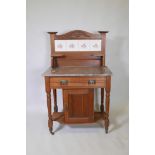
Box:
[63,89,94,123]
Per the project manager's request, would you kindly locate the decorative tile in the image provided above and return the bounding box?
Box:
[78,40,90,51]
[55,40,102,52]
[55,40,67,51]
[66,40,78,51]
[89,40,101,51]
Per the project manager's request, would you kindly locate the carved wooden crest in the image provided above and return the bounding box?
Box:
[54,30,102,40]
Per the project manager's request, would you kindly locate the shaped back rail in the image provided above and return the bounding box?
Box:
[48,30,108,68]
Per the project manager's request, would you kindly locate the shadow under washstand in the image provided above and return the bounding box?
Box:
[108,105,129,133]
[54,124,65,133]
[54,120,105,134]
[53,104,128,134]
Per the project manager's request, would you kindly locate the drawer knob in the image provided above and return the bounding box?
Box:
[88,80,96,84]
[60,80,68,85]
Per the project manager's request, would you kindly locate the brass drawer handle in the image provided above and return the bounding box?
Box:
[88,80,96,84]
[60,80,68,85]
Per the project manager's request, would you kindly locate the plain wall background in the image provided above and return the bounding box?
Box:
[27,0,128,114]
[27,0,128,155]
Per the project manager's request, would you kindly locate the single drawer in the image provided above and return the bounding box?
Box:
[50,77,106,88]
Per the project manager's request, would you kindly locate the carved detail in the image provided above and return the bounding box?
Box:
[105,112,109,133]
[48,32,57,34]
[104,112,109,120]
[47,93,51,115]
[45,77,54,133]
[47,93,52,121]
[105,92,110,113]
[47,93,51,100]
[55,30,102,40]
[105,76,111,134]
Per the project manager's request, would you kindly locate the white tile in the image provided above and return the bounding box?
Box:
[55,40,67,51]
[66,40,79,51]
[78,40,90,51]
[89,40,101,51]
[55,40,102,52]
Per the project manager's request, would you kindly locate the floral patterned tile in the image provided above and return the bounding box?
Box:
[78,40,90,51]
[55,40,101,52]
[55,40,67,51]
[89,40,101,51]
[66,40,78,51]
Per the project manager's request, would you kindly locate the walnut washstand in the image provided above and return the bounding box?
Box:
[43,30,112,134]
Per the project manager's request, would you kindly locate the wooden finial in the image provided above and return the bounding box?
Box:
[98,31,109,33]
[48,32,58,34]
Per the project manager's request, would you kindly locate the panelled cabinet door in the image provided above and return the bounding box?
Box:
[63,89,94,123]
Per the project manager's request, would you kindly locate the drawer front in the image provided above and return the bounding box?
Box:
[50,77,106,88]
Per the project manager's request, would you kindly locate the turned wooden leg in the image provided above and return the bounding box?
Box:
[45,77,54,135]
[53,89,58,112]
[100,88,104,112]
[47,92,54,135]
[105,76,111,134]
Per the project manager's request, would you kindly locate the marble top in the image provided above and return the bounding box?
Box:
[43,66,112,77]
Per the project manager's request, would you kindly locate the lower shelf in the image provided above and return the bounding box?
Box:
[52,112,105,124]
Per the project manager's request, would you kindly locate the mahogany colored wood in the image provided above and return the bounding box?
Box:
[53,89,58,112]
[50,77,106,82]
[48,30,108,68]
[100,88,104,112]
[49,33,56,67]
[45,77,54,135]
[57,59,101,67]
[51,52,104,57]
[44,30,112,134]
[99,32,106,65]
[54,30,102,40]
[50,76,106,89]
[52,112,105,124]
[105,76,111,133]
[63,89,94,123]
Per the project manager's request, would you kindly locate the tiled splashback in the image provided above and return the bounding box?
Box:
[55,40,101,52]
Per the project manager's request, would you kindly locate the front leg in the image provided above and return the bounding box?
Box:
[53,89,58,112]
[45,77,54,135]
[47,92,54,135]
[100,88,104,112]
[105,76,111,134]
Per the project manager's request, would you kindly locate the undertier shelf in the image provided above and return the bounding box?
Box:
[52,112,106,124]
